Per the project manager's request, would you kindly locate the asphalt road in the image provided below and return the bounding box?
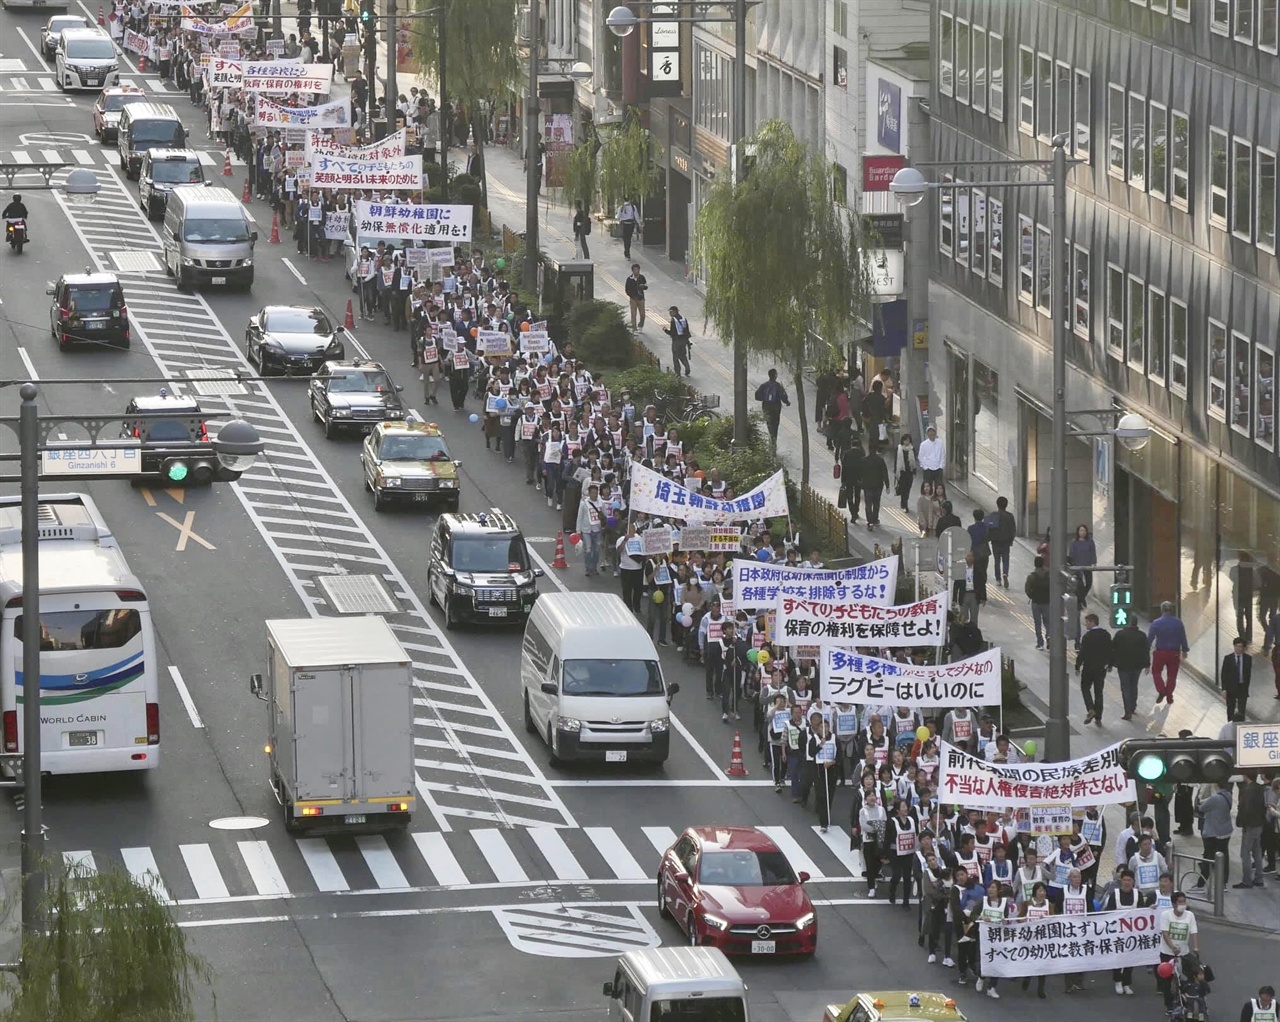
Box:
[1,14,1278,1021]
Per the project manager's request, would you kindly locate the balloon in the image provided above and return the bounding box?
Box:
[520,322,531,332]
[680,614,693,628]
[755,548,771,562]
[1156,962,1175,980]
[693,470,705,479]
[916,725,930,742]
[757,650,771,667]
[544,353,555,364]
[682,602,693,616]
[495,257,506,270]
[605,515,618,528]
[470,327,478,338]
[569,532,582,545]
[652,590,665,605]
[468,413,480,423]
[1023,740,1037,757]
[746,648,758,664]
[496,397,508,411]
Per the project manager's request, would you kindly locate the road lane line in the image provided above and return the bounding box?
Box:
[410,831,468,886]
[62,850,97,877]
[9,151,32,164]
[584,827,648,880]
[472,829,528,883]
[72,149,95,165]
[281,258,307,285]
[641,826,678,859]
[15,29,51,72]
[355,834,409,889]
[297,838,350,892]
[237,840,290,897]
[812,826,865,879]
[16,348,38,380]
[528,828,588,881]
[38,79,58,92]
[758,826,824,878]
[167,665,203,728]
[121,847,172,902]
[180,843,230,900]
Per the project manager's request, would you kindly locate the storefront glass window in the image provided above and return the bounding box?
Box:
[972,360,1000,486]
[948,347,970,481]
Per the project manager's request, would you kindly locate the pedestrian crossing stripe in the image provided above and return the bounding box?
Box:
[0,75,170,93]
[54,824,868,906]
[0,148,242,170]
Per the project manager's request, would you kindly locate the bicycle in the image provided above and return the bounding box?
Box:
[673,393,721,426]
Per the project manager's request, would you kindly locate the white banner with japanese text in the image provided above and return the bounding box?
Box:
[242,61,333,94]
[979,909,1162,978]
[352,201,472,241]
[822,648,1001,705]
[937,739,1136,809]
[776,593,949,646]
[732,558,898,611]
[181,2,255,35]
[312,156,423,191]
[306,128,407,162]
[628,462,788,522]
[252,97,350,128]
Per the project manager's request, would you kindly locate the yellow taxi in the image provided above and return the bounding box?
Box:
[360,419,461,512]
[822,991,967,1022]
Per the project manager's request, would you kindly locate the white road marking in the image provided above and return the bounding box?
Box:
[121,846,172,902]
[237,840,290,897]
[355,834,409,889]
[15,29,50,72]
[38,79,58,92]
[167,665,203,728]
[528,828,587,881]
[758,826,824,879]
[641,826,678,859]
[9,150,32,164]
[472,829,528,883]
[179,843,230,900]
[584,827,648,880]
[411,831,468,886]
[16,347,38,381]
[72,149,95,165]
[297,838,350,892]
[812,826,865,878]
[281,257,307,285]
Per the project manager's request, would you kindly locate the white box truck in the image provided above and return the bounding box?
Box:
[250,616,415,832]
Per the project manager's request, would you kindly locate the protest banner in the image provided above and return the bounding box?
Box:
[207,57,241,87]
[520,329,551,354]
[629,462,788,522]
[285,149,307,169]
[243,61,334,94]
[677,526,710,551]
[323,211,351,241]
[312,156,422,190]
[822,648,1001,705]
[642,528,673,556]
[403,247,428,268]
[1028,803,1074,836]
[777,593,949,646]
[478,330,511,357]
[306,128,407,162]
[732,558,898,611]
[937,739,1136,809]
[708,526,741,552]
[352,201,472,242]
[979,908,1162,979]
[181,1,256,35]
[123,28,149,54]
[217,39,239,57]
[253,97,350,128]
[265,37,286,57]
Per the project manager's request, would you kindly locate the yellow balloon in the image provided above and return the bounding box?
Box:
[757,650,771,666]
[652,590,665,604]
[916,725,930,742]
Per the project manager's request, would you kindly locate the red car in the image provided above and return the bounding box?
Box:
[657,826,818,956]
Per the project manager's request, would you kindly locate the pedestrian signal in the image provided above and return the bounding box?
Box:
[1119,738,1234,784]
[1110,582,1133,627]
[359,0,374,25]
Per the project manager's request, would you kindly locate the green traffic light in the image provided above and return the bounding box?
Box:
[1134,753,1167,782]
[167,462,189,482]
[1113,607,1129,626]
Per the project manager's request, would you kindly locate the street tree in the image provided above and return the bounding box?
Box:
[691,119,871,486]
[411,0,521,208]
[562,127,599,212]
[0,858,213,1022]
[598,112,661,216]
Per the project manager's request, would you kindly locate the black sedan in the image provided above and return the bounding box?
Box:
[245,305,345,376]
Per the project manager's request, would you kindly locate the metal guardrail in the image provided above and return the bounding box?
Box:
[1170,844,1227,918]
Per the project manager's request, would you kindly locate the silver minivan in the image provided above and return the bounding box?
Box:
[603,948,748,1022]
[139,149,206,220]
[54,27,119,91]
[161,186,256,291]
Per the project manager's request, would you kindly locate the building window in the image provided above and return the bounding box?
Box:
[833,0,848,36]
[1107,264,1125,357]
[972,189,988,274]
[1210,128,1229,228]
[832,163,847,206]
[989,197,1004,285]
[1258,344,1276,448]
[972,360,1000,487]
[694,45,731,141]
[940,11,954,97]
[989,33,1004,121]
[955,188,971,269]
[1036,52,1053,140]
[1173,0,1191,20]
[1055,61,1071,146]
[1151,0,1169,12]
[1237,0,1255,41]
[1172,111,1190,209]
[1127,275,1146,369]
[1073,245,1090,338]
[940,176,954,257]
[956,20,971,104]
[1074,70,1091,162]
[1258,148,1277,251]
[1148,287,1167,383]
[1170,298,1188,395]
[1035,224,1053,314]
[1232,331,1252,434]
[1208,318,1228,420]
[1149,101,1168,200]
[972,28,988,112]
[1212,0,1230,34]
[1233,137,1254,239]
[1019,46,1034,134]
[1108,84,1126,178]
[1019,215,1034,303]
[833,46,848,89]
[1262,0,1279,51]
[1129,94,1147,190]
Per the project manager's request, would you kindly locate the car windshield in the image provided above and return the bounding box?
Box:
[649,1000,747,1022]
[66,37,117,59]
[697,849,797,887]
[67,285,117,312]
[152,160,202,183]
[451,536,528,573]
[140,419,193,442]
[561,659,663,697]
[104,93,145,112]
[50,18,87,34]
[266,308,331,334]
[183,217,250,243]
[378,436,450,461]
[132,121,183,145]
[327,370,393,393]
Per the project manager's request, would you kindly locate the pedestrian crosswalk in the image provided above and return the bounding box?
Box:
[0,145,229,169]
[0,74,172,93]
[54,823,869,905]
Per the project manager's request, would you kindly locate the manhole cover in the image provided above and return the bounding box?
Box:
[209,816,271,830]
[189,370,248,396]
[317,573,401,614]
[110,251,162,272]
[0,60,27,73]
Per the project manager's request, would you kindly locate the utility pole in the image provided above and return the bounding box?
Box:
[439,12,448,201]
[19,384,44,944]
[523,0,540,293]
[729,0,748,447]
[386,0,398,133]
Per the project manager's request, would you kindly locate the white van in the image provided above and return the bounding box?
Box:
[54,27,119,91]
[161,186,256,291]
[521,592,677,765]
[603,948,748,1022]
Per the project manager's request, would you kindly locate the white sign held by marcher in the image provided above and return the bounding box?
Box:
[937,739,1136,808]
[628,462,788,522]
[732,558,898,611]
[979,908,1162,978]
[823,648,1001,705]
[777,593,949,646]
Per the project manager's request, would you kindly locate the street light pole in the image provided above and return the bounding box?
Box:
[439,13,448,201]
[730,0,748,448]
[523,0,541,293]
[18,383,44,943]
[1045,135,1071,764]
[387,0,398,131]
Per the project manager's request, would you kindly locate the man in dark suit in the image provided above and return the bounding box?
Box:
[1075,612,1113,727]
[1220,635,1252,721]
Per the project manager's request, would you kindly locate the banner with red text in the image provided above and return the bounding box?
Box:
[937,739,1136,809]
[777,593,949,646]
[979,908,1162,978]
[306,128,407,162]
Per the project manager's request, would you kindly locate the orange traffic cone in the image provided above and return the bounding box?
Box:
[268,211,281,244]
[138,53,147,72]
[242,177,251,202]
[725,732,748,777]
[222,149,233,177]
[97,4,104,24]
[551,531,569,570]
[344,300,355,330]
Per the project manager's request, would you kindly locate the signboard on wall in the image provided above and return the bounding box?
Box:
[863,154,906,192]
[877,78,902,152]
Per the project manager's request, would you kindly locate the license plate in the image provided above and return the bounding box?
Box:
[412,492,432,502]
[68,730,99,747]
[85,321,105,330]
[605,750,627,763]
[487,606,508,617]
[211,276,227,285]
[750,940,776,954]
[344,815,366,824]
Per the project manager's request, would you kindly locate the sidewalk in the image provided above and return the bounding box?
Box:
[478,146,1280,926]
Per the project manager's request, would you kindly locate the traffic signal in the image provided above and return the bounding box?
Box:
[162,457,215,485]
[1110,582,1134,627]
[359,0,374,27]
[1120,738,1234,784]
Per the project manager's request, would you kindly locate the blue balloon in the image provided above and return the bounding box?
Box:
[755,548,771,562]
[468,413,480,423]
[496,397,508,411]
[543,353,554,364]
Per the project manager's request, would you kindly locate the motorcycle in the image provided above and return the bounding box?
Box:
[5,219,25,255]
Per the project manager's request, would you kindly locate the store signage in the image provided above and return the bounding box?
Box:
[862,212,905,248]
[877,77,902,152]
[865,249,905,296]
[863,154,906,192]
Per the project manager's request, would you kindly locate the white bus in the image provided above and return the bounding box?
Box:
[0,493,160,775]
